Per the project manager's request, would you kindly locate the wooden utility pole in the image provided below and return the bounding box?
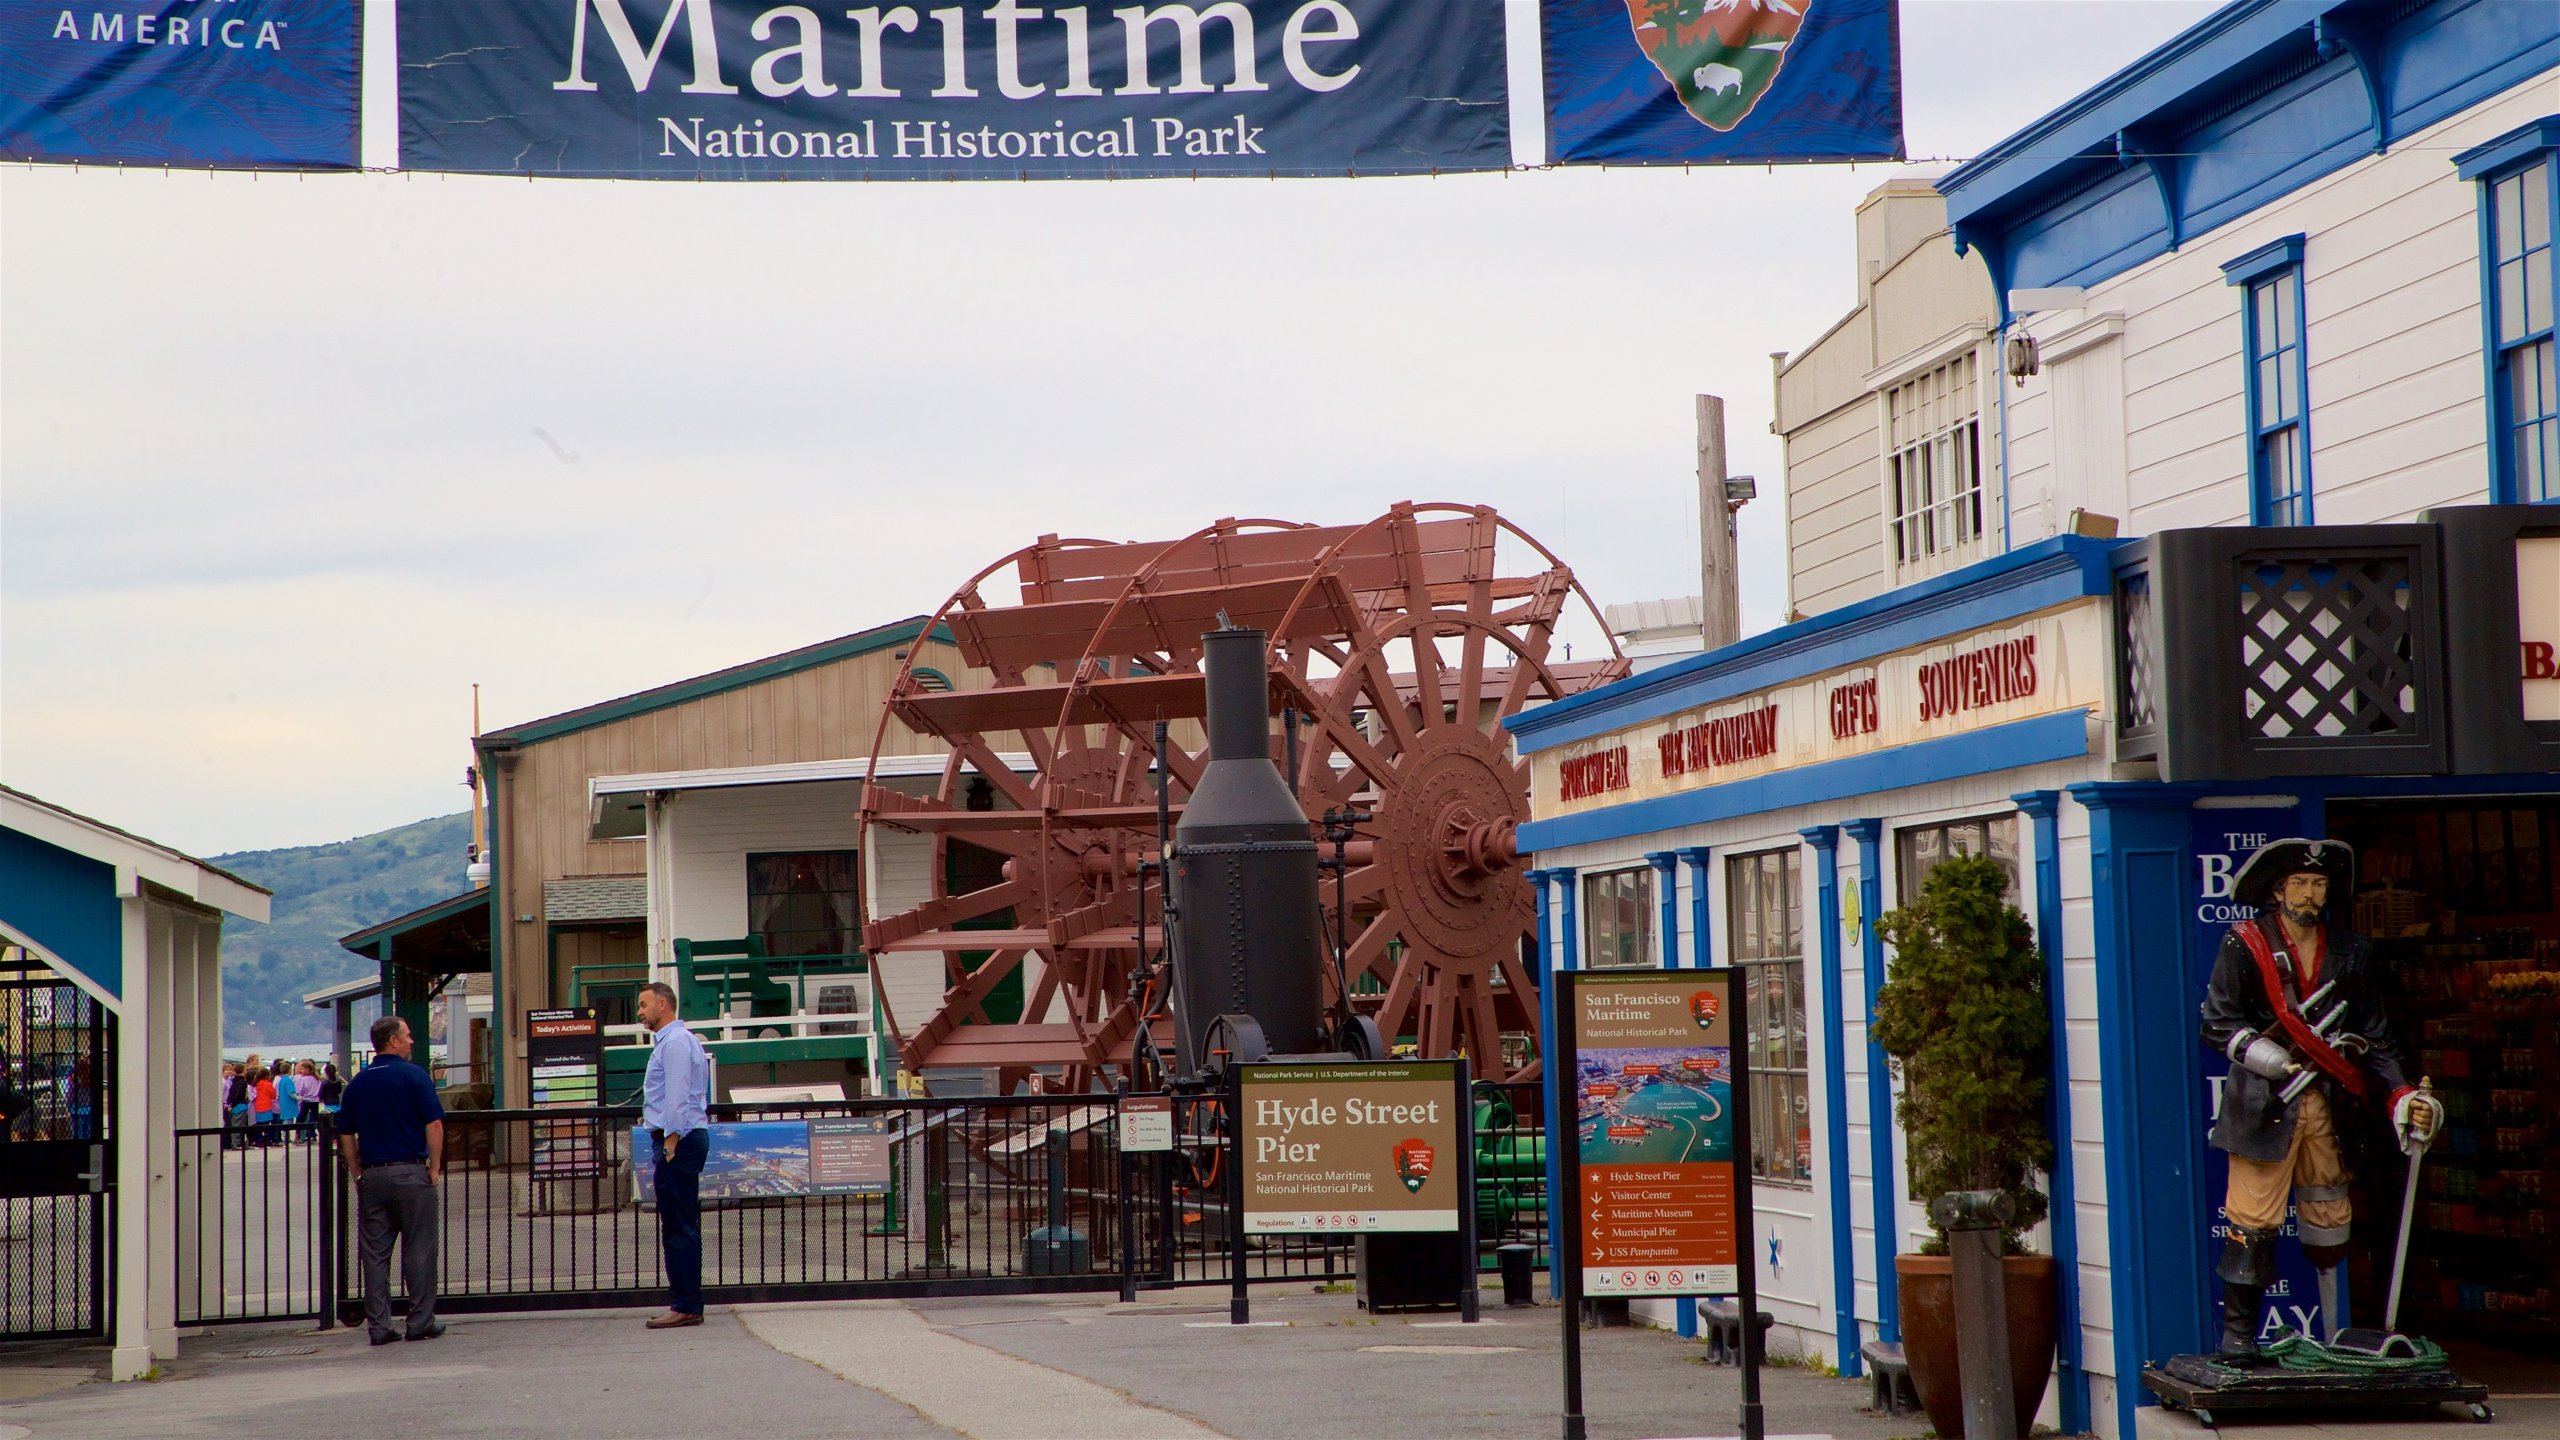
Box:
[1696,394,1741,650]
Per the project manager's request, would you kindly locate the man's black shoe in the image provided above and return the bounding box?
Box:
[405,1321,447,1342]
[369,1331,400,1346]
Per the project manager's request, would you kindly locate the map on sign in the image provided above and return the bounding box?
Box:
[1570,974,1741,1297]
[1575,1048,1730,1166]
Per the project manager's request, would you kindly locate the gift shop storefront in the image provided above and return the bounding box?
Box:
[1508,509,2560,1436]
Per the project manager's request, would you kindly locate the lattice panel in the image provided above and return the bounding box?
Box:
[2116,569,2160,736]
[2237,558,2418,740]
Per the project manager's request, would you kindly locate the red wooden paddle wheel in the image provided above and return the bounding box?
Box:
[859,503,1626,1089]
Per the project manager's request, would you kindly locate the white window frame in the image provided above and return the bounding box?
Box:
[1870,332,1995,582]
[1581,866,1656,971]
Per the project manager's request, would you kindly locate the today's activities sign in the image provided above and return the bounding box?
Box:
[397,0,1510,179]
[1236,1060,1464,1234]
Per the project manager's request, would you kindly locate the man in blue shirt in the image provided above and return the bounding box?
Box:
[335,1015,446,1345]
[638,980,710,1329]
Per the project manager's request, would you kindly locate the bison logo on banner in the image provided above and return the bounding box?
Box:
[1623,0,1803,132]
[1542,0,1900,167]
[1393,1137,1436,1194]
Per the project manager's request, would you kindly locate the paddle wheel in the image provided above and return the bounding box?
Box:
[859,502,1626,1088]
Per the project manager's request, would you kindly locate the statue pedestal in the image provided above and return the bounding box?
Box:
[2141,1352,2493,1427]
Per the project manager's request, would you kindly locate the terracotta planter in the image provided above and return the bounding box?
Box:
[1893,1253,2058,1440]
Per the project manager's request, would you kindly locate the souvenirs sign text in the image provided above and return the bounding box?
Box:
[1237,1061,1462,1234]
[1568,971,1739,1297]
[1532,599,2107,816]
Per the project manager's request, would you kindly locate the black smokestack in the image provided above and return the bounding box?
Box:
[1171,627,1323,1078]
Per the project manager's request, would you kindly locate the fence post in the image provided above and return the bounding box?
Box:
[314,1118,336,1330]
[1117,1091,1138,1304]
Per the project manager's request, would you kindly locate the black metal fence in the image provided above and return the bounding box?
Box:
[169,1085,1548,1327]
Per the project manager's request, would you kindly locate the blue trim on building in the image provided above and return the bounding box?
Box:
[1940,0,2560,305]
[1505,538,2122,752]
[2220,232,2306,286]
[2455,114,2560,181]
[2229,242,2315,527]
[1800,826,1861,1377]
[2071,781,2211,1439]
[1647,851,1681,971]
[1520,712,2094,855]
[0,826,122,1000]
[1680,847,1714,969]
[2460,120,2560,505]
[1842,818,1899,1346]
[2013,790,2088,1436]
[1537,867,1579,1301]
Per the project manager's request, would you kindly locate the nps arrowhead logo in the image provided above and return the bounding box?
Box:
[1689,990,1721,1030]
[1621,0,1807,132]
[1393,1137,1436,1194]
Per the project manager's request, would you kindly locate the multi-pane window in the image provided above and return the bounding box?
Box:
[2490,159,2556,502]
[1895,816,2022,909]
[1582,868,1655,970]
[2223,235,2313,525]
[1727,848,1811,1187]
[1885,354,1985,571]
[747,851,861,956]
[2248,269,2311,524]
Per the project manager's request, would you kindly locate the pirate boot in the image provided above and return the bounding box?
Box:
[2214,1227,2278,1363]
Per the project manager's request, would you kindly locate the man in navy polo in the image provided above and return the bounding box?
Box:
[336,1015,446,1345]
[638,980,710,1329]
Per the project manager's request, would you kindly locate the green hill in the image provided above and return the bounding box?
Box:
[212,812,474,1046]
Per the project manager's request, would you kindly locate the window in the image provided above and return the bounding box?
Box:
[1727,848,1811,1187]
[1582,868,1654,970]
[1895,816,2022,909]
[747,851,861,957]
[2459,121,2560,503]
[2223,235,2311,525]
[1885,353,1985,572]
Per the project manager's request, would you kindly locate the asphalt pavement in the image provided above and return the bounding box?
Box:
[5,1283,2551,1439]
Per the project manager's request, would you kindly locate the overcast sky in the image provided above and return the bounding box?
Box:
[1,0,2217,858]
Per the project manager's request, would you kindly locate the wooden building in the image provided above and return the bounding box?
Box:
[473,617,988,1108]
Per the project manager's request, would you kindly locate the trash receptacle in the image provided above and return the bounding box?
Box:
[1497,1243,1535,1306]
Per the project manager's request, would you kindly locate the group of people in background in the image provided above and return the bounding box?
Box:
[220,1056,343,1147]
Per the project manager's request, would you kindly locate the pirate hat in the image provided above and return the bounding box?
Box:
[2232,838,2355,909]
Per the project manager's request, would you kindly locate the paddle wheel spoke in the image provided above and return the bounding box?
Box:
[861,506,1626,1089]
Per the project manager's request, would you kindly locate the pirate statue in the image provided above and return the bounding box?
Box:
[2198,838,2442,1361]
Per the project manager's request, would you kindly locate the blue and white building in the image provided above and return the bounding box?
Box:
[1512,3,2560,1434]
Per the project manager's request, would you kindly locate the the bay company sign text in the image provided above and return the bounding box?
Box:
[1532,599,2110,816]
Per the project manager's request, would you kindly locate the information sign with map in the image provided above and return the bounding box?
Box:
[1565,971,1744,1297]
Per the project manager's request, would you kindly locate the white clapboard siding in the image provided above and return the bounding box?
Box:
[2079,73,2557,531]
[663,781,868,946]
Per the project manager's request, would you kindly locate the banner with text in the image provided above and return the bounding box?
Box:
[397,0,1508,180]
[1542,0,1900,166]
[1,0,360,168]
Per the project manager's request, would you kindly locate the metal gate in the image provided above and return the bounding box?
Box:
[168,1086,1546,1325]
[0,957,114,1342]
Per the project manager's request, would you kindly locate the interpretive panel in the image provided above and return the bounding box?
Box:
[1568,971,1739,1296]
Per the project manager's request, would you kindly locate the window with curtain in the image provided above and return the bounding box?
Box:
[1726,848,1810,1187]
[747,851,861,957]
[1582,867,1655,970]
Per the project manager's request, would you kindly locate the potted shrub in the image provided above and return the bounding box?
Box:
[1870,851,2060,1439]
